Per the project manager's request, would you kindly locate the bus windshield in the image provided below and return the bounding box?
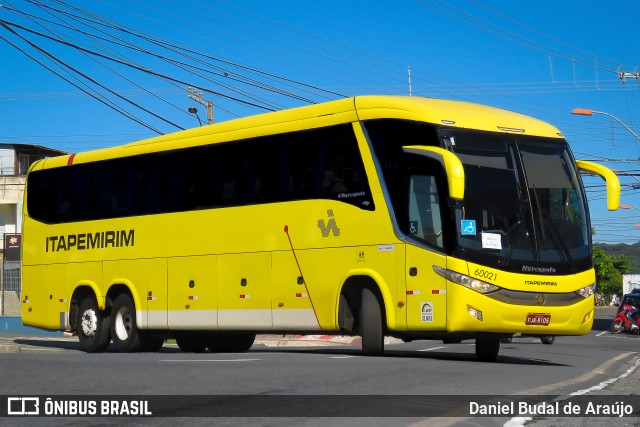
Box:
[443,130,591,274]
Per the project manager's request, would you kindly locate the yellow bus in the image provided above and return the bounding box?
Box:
[21,96,620,361]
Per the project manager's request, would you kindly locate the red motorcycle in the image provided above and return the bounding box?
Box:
[611,295,640,334]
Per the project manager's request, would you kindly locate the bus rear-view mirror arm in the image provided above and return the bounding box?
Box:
[576,160,621,211]
[402,145,465,200]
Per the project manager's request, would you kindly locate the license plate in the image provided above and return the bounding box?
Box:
[526,313,551,326]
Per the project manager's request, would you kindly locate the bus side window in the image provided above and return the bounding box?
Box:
[254,138,284,203]
[286,140,318,200]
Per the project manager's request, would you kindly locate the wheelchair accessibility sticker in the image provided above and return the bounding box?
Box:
[461,219,476,235]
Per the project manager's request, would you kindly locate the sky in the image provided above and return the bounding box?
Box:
[1,0,639,244]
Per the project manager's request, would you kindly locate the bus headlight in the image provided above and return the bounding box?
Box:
[433,266,499,294]
[575,283,596,298]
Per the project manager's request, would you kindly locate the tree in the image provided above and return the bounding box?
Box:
[593,247,631,298]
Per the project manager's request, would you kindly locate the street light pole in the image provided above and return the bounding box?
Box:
[188,106,203,126]
[571,108,640,143]
[619,205,640,211]
[188,87,214,125]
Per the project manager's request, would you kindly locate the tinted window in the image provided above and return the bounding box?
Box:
[365,119,454,250]
[27,124,374,224]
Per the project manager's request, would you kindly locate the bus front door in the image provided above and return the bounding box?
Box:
[404,173,447,330]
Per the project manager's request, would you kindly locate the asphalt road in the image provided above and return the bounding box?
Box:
[0,307,638,427]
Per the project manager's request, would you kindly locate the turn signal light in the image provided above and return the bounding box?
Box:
[467,305,483,321]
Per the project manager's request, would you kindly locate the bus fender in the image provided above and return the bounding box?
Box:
[71,281,104,308]
[336,269,396,331]
[105,279,144,328]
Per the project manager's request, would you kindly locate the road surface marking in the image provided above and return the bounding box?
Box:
[160,358,261,362]
[418,346,445,352]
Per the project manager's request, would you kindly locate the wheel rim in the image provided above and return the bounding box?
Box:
[612,321,624,333]
[81,309,98,338]
[114,306,132,341]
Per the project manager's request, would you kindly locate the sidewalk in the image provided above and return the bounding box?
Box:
[521,306,640,427]
[254,334,403,347]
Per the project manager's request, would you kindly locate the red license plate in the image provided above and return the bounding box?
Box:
[526,313,551,326]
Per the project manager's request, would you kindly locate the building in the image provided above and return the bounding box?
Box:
[0,143,67,315]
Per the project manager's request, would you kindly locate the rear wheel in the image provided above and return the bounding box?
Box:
[110,294,143,353]
[360,287,384,356]
[476,337,500,362]
[207,333,256,353]
[611,320,625,334]
[77,297,110,353]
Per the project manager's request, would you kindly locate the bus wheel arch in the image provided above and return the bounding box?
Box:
[72,286,110,353]
[338,275,387,356]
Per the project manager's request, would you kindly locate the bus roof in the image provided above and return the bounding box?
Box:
[41,95,564,169]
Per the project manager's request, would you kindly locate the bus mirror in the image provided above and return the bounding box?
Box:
[576,160,620,211]
[402,145,465,200]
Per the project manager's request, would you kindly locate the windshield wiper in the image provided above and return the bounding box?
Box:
[498,200,528,267]
[498,219,521,267]
[531,186,577,273]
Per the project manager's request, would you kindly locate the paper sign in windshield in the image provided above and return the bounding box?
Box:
[481,232,502,250]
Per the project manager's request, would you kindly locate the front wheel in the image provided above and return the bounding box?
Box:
[540,336,555,345]
[476,337,500,362]
[360,287,384,356]
[77,297,110,353]
[611,319,625,334]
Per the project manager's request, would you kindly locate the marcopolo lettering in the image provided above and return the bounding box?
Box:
[46,230,135,252]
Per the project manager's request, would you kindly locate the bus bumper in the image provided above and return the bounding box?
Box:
[446,284,594,336]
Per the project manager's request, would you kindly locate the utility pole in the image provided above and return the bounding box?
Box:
[187,87,214,125]
[618,71,640,84]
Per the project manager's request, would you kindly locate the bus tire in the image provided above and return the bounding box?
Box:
[207,333,255,353]
[176,332,207,353]
[540,336,555,345]
[77,297,110,353]
[360,287,384,356]
[110,293,142,353]
[476,337,500,362]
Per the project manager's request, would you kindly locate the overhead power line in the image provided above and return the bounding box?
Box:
[0,20,182,131]
[0,30,164,134]
[0,18,277,112]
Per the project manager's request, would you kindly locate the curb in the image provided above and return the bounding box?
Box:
[254,335,402,347]
[0,343,21,353]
